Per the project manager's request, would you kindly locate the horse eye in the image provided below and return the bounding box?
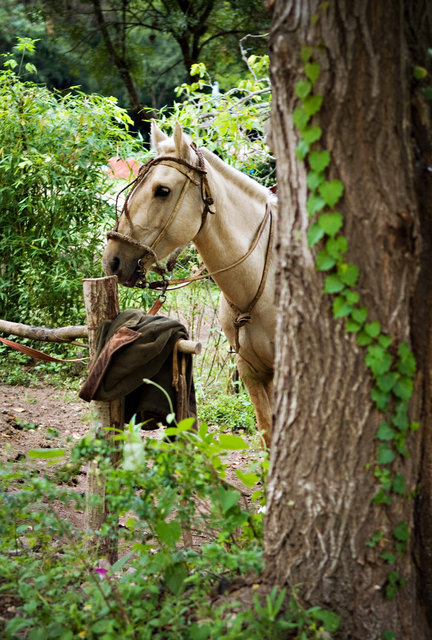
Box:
[155,185,171,198]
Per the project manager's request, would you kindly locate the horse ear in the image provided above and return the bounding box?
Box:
[151,120,168,151]
[173,122,190,158]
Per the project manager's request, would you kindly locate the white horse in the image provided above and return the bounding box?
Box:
[102,122,276,446]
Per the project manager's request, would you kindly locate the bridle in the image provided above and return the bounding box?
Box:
[106,144,215,286]
[105,143,274,353]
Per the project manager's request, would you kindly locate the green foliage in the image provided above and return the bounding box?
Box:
[0,418,332,639]
[159,53,274,186]
[198,391,256,432]
[0,39,140,326]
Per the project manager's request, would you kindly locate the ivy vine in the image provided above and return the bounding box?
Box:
[293,43,418,612]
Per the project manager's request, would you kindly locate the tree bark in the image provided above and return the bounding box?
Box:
[265,1,432,638]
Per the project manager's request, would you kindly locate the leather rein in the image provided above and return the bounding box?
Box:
[106,144,273,352]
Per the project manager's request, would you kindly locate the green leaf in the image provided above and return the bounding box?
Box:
[309,149,330,172]
[235,469,260,487]
[164,562,188,595]
[303,126,322,145]
[413,66,428,79]
[316,249,336,271]
[305,61,321,84]
[318,211,343,236]
[378,334,393,349]
[345,318,361,333]
[218,434,249,450]
[292,106,310,131]
[380,552,396,564]
[307,193,326,216]
[351,306,368,325]
[295,80,312,99]
[217,487,241,512]
[301,45,314,64]
[310,609,340,632]
[392,404,409,431]
[338,263,359,286]
[303,94,323,117]
[393,473,406,494]
[307,222,325,247]
[307,170,325,191]
[393,376,413,400]
[373,489,392,505]
[376,421,396,441]
[323,274,345,294]
[357,330,372,346]
[377,443,395,464]
[393,521,410,542]
[344,290,360,304]
[371,386,390,410]
[333,296,353,318]
[296,139,309,160]
[397,343,416,377]
[326,235,347,258]
[376,372,399,393]
[319,179,344,207]
[27,448,65,459]
[155,520,182,547]
[365,321,381,338]
[365,345,392,375]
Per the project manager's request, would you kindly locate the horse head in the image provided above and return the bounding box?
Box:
[102,122,212,286]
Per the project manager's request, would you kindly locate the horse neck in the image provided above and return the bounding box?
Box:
[193,149,273,310]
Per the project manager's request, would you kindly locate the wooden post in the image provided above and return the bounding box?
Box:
[82,276,123,563]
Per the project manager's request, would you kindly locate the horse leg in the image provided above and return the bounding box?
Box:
[236,355,273,448]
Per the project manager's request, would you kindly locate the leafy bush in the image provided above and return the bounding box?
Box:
[0,417,340,639]
[0,38,142,326]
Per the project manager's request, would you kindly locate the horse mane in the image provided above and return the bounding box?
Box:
[201,147,272,203]
[155,133,273,204]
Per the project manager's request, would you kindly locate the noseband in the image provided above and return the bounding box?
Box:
[106,144,215,281]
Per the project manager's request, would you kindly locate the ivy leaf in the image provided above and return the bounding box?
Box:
[364,321,381,338]
[307,222,325,247]
[380,551,396,564]
[318,211,343,236]
[316,249,336,271]
[323,274,345,294]
[378,334,392,349]
[296,139,309,160]
[338,263,359,287]
[307,170,325,191]
[301,45,314,64]
[292,106,310,131]
[358,331,372,346]
[373,489,392,505]
[377,443,396,465]
[326,235,347,259]
[376,372,399,393]
[345,318,361,333]
[319,179,344,207]
[371,386,391,410]
[309,149,330,172]
[303,126,322,145]
[393,376,413,400]
[366,345,393,375]
[392,405,409,431]
[397,343,416,377]
[307,193,326,216]
[344,290,359,304]
[333,296,353,318]
[352,307,368,325]
[303,94,323,117]
[376,421,396,441]
[305,61,321,84]
[295,80,312,99]
[393,473,406,495]
[393,521,410,542]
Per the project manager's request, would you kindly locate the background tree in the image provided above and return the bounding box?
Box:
[265,1,432,638]
[22,0,269,128]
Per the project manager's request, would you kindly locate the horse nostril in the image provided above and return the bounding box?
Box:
[110,256,120,274]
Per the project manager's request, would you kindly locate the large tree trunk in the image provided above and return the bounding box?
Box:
[265,1,432,638]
